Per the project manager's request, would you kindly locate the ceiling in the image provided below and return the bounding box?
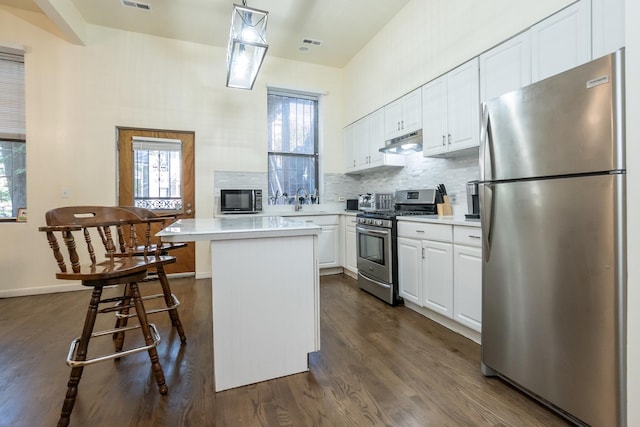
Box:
[0,0,410,68]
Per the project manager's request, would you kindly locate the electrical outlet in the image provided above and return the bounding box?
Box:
[337,196,345,202]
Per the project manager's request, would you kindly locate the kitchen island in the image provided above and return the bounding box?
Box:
[157,216,322,391]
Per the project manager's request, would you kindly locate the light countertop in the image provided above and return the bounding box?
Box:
[397,215,481,227]
[157,216,322,242]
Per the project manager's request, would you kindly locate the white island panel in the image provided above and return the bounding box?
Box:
[156,217,321,392]
[212,235,318,391]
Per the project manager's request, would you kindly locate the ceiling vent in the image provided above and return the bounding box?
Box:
[121,0,151,10]
[302,38,324,46]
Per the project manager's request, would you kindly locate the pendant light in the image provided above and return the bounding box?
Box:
[225,1,269,90]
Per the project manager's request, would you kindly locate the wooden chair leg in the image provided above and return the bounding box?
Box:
[129,281,168,395]
[156,264,187,343]
[58,286,103,427]
[113,284,131,353]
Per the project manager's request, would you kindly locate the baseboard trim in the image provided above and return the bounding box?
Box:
[404,301,481,344]
[0,282,86,298]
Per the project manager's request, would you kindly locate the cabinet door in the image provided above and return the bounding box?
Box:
[447,58,480,152]
[344,124,357,173]
[422,240,453,318]
[356,118,370,168]
[345,225,357,273]
[531,0,591,82]
[397,237,423,306]
[421,76,448,156]
[318,225,339,267]
[401,88,422,134]
[384,98,403,140]
[592,0,625,59]
[453,245,482,332]
[480,31,532,102]
[367,109,386,168]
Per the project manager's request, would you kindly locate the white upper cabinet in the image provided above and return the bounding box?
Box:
[530,0,591,82]
[423,58,480,157]
[344,123,357,173]
[421,77,447,155]
[592,0,625,59]
[344,109,404,174]
[384,88,422,140]
[480,31,532,102]
[360,109,386,169]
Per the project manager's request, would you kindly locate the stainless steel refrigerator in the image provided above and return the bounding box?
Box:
[479,49,626,427]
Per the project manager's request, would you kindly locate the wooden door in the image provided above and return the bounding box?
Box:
[117,127,195,275]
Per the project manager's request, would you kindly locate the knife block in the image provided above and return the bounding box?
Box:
[437,196,453,216]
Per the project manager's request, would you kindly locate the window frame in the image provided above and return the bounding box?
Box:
[267,88,321,204]
[0,46,26,221]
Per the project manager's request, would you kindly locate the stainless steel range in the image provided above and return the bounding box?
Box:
[356,189,437,305]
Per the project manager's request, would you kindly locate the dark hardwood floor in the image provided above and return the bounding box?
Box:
[0,275,570,426]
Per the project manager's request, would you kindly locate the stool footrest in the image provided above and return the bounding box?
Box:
[66,323,161,367]
[115,293,181,319]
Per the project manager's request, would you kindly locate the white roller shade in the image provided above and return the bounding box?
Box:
[132,136,181,152]
[0,49,25,141]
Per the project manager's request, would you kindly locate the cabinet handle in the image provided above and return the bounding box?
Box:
[416,230,425,233]
[353,160,356,167]
[401,120,404,129]
[468,235,481,239]
[442,135,446,146]
[448,133,451,144]
[397,122,401,131]
[421,247,425,259]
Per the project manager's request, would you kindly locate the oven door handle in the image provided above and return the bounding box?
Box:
[358,272,392,289]
[356,225,390,236]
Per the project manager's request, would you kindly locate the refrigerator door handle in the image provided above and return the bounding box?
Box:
[480,182,493,260]
[479,104,494,181]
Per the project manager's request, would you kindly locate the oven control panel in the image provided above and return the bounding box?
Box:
[357,217,393,228]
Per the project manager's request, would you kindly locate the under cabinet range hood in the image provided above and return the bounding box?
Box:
[379,129,423,154]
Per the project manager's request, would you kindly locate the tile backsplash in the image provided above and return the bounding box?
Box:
[214,149,479,215]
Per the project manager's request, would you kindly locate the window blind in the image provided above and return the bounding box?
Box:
[132,136,182,152]
[0,49,25,141]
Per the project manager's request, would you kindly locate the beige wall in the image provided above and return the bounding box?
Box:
[625,0,639,423]
[342,0,573,124]
[0,6,343,293]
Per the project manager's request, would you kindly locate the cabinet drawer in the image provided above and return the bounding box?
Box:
[344,216,358,227]
[454,226,482,247]
[397,221,452,242]
[295,215,339,226]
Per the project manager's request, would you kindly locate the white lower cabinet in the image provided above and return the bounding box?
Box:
[397,222,453,312]
[398,220,482,338]
[453,245,482,332]
[423,241,453,317]
[453,225,482,333]
[398,237,423,305]
[344,216,358,274]
[297,215,340,268]
[319,225,339,267]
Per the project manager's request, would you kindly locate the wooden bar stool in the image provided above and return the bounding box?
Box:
[117,206,187,345]
[40,206,175,427]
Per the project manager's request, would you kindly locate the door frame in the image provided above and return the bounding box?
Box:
[116,126,196,274]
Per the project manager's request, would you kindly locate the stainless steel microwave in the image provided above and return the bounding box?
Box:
[220,189,263,214]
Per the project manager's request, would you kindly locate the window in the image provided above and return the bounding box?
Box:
[0,48,26,219]
[132,137,183,210]
[267,89,319,204]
